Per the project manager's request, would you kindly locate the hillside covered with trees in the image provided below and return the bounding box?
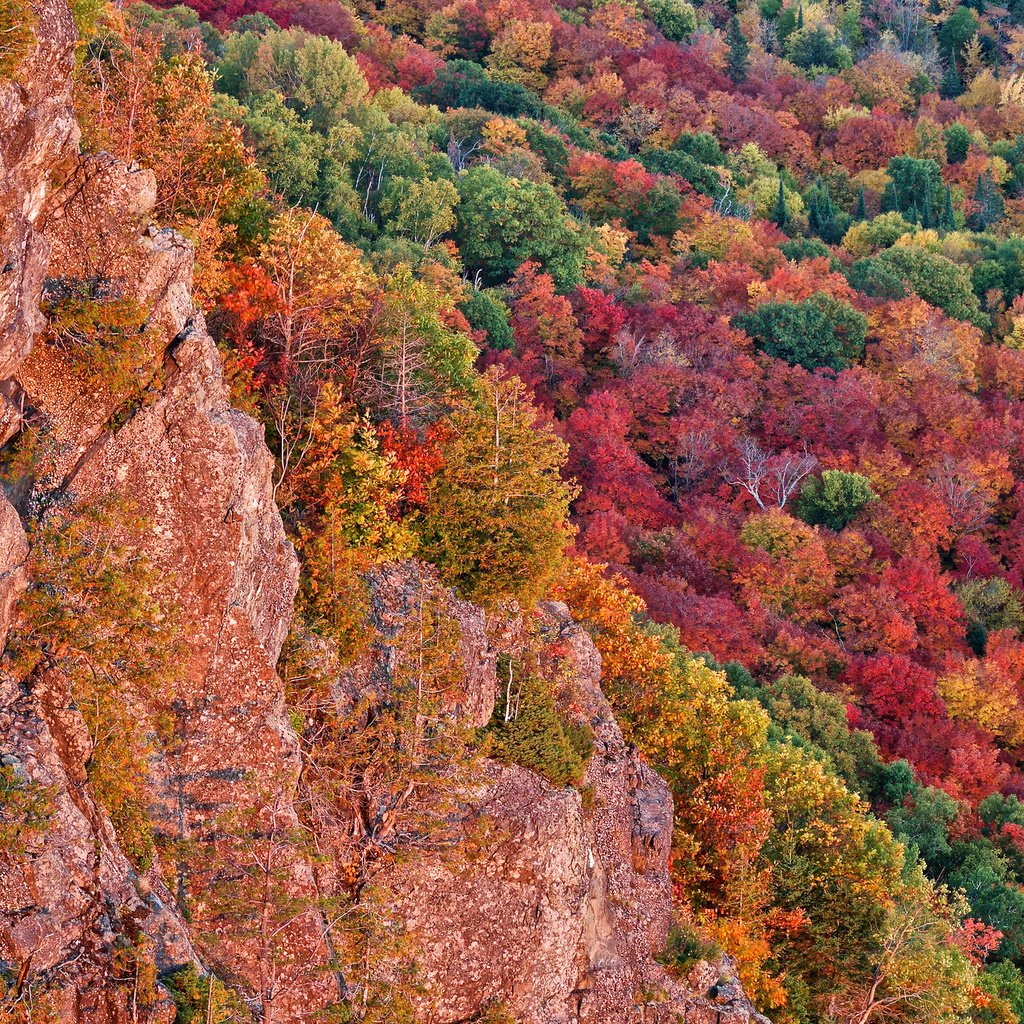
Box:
[10,0,1024,1019]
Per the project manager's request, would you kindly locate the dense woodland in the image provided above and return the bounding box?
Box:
[13,0,1024,1016]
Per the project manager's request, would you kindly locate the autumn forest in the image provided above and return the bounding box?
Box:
[9,0,1024,1017]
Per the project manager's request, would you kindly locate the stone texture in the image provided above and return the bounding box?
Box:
[340,560,498,729]
[0,0,78,379]
[381,601,769,1024]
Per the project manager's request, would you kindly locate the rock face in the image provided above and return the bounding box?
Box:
[0,5,769,1024]
[0,0,78,380]
[383,601,766,1024]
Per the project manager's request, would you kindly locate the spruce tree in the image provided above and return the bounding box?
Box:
[854,187,867,221]
[796,3,804,27]
[773,176,789,229]
[941,51,962,98]
[726,16,750,83]
[880,179,899,214]
[940,185,956,231]
[808,182,823,236]
[968,171,1005,230]
[921,188,933,229]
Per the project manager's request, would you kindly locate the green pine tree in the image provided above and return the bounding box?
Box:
[796,3,804,27]
[921,188,933,229]
[773,176,789,229]
[880,179,899,214]
[941,51,962,98]
[726,15,750,83]
[968,171,1005,230]
[940,185,956,231]
[854,187,867,221]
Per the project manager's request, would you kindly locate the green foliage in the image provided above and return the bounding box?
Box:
[882,156,944,226]
[381,177,459,247]
[944,122,973,164]
[785,26,851,73]
[846,257,909,300]
[227,91,360,231]
[68,0,104,40]
[748,673,884,798]
[292,405,418,662]
[0,763,54,859]
[487,665,591,788]
[420,60,546,119]
[979,961,1024,1023]
[947,840,1024,960]
[455,165,587,290]
[676,131,725,166]
[161,964,247,1023]
[875,246,988,326]
[807,180,849,244]
[418,371,577,608]
[969,171,1005,231]
[795,470,877,531]
[0,0,35,80]
[779,237,834,264]
[640,146,723,197]
[734,292,867,370]
[937,6,979,56]
[958,577,1024,654]
[459,288,515,350]
[657,923,722,977]
[43,287,151,398]
[885,785,959,867]
[772,176,789,229]
[220,27,368,132]
[725,16,749,84]
[972,236,1024,307]
[941,52,963,99]
[648,0,697,41]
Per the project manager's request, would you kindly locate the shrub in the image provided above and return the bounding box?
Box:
[0,0,35,81]
[658,923,722,977]
[487,665,591,788]
[0,763,54,859]
[43,284,151,397]
[5,497,180,869]
[161,964,246,1024]
[795,470,878,530]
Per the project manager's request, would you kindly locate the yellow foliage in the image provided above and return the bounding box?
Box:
[960,68,1001,110]
[485,19,552,91]
[938,658,1024,744]
[822,105,870,130]
[481,116,529,154]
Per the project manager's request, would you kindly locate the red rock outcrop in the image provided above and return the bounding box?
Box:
[0,5,769,1023]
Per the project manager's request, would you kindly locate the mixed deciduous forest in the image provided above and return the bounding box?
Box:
[13,0,1024,1017]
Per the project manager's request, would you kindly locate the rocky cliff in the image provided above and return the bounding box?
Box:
[0,5,767,1023]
